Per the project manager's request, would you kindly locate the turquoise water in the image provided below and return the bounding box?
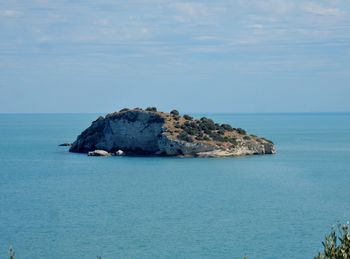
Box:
[0,113,349,259]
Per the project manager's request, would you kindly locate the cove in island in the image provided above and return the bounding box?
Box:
[69,108,276,157]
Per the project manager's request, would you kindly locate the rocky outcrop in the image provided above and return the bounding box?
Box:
[115,150,125,156]
[59,143,72,147]
[69,108,276,157]
[88,150,112,156]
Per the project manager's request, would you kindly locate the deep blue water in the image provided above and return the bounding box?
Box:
[0,113,349,259]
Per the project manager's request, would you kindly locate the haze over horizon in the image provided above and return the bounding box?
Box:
[1,0,349,113]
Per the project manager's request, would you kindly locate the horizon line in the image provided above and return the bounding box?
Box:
[0,111,349,115]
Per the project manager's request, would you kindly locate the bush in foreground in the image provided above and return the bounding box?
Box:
[315,223,350,259]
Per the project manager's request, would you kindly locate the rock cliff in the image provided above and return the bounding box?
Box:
[69,108,276,157]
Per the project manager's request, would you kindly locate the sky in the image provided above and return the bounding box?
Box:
[0,0,350,113]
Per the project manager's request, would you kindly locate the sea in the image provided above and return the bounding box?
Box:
[0,113,349,259]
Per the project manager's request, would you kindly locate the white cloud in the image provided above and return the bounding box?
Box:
[237,0,295,14]
[172,2,224,24]
[94,18,110,26]
[262,1,295,14]
[302,2,344,16]
[250,24,264,29]
[174,3,209,18]
[0,10,20,17]
[194,35,221,41]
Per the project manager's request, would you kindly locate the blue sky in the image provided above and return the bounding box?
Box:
[0,0,349,113]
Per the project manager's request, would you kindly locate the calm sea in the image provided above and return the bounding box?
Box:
[0,113,349,259]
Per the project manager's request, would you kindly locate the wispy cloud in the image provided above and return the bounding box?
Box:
[302,2,344,16]
[172,2,224,24]
[174,3,209,18]
[0,0,349,75]
[237,0,295,14]
[0,10,20,17]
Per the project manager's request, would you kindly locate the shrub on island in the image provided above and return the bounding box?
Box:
[146,107,157,112]
[183,114,193,120]
[221,124,234,131]
[237,128,247,135]
[177,132,193,142]
[170,109,180,116]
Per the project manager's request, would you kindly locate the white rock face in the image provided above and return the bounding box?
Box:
[70,109,276,157]
[87,150,112,156]
[115,150,124,156]
[157,135,216,156]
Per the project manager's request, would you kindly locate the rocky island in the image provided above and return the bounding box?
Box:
[69,108,276,157]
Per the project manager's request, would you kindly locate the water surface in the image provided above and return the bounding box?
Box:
[0,113,349,258]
